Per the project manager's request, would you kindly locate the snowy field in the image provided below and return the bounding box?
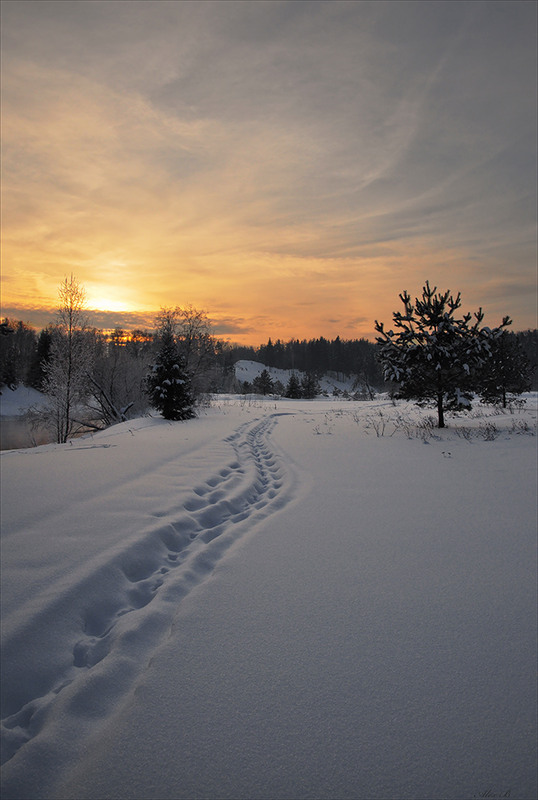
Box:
[1,393,537,800]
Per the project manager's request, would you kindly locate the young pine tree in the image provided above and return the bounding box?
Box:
[375,281,510,427]
[147,322,195,421]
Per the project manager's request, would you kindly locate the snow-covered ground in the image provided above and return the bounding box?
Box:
[1,394,537,800]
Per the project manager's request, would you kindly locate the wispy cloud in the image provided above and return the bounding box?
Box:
[1,0,536,342]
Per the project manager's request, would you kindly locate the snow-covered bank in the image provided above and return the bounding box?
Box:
[1,396,537,799]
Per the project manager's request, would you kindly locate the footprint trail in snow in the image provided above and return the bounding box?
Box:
[1,412,294,769]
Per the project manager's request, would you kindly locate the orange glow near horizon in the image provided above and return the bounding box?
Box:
[1,1,536,346]
[3,245,533,347]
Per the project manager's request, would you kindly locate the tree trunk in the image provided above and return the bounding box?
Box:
[437,392,445,428]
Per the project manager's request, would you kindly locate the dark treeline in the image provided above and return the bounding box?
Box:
[0,324,383,392]
[1,319,537,397]
[516,330,538,389]
[224,336,383,385]
[0,320,155,393]
[225,331,538,391]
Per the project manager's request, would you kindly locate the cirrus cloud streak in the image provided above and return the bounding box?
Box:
[1,0,536,342]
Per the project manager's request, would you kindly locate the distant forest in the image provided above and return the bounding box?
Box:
[223,336,383,384]
[229,331,538,390]
[1,319,537,394]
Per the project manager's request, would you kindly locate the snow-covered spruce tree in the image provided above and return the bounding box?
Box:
[285,372,302,398]
[42,275,93,443]
[301,372,321,399]
[152,305,216,399]
[146,316,194,421]
[253,368,274,395]
[478,330,531,408]
[375,282,510,427]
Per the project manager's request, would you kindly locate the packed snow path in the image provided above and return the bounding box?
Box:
[1,412,296,784]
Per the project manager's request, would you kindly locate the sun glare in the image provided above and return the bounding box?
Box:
[87,296,134,313]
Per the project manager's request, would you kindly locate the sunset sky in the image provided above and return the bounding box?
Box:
[1,0,536,344]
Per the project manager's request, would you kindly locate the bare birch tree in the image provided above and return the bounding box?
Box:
[41,275,92,442]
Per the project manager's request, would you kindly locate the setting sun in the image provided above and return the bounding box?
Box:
[86,296,136,314]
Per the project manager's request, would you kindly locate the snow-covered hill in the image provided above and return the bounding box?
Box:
[1,396,536,799]
[233,359,361,395]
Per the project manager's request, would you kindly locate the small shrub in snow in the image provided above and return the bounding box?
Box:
[453,426,474,441]
[350,410,361,426]
[420,414,437,432]
[364,410,386,437]
[468,407,486,418]
[508,397,527,414]
[510,419,535,435]
[391,413,414,439]
[416,415,438,442]
[478,422,500,441]
[388,412,437,441]
[455,416,536,441]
